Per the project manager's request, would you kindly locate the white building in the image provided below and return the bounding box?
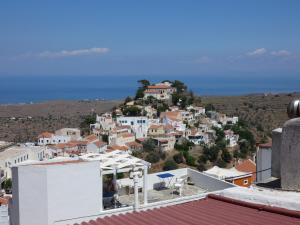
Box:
[187,132,205,145]
[0,145,47,182]
[37,132,71,146]
[143,84,176,100]
[55,128,81,141]
[92,113,116,133]
[87,141,108,154]
[161,111,186,132]
[109,132,135,146]
[224,130,239,147]
[186,106,206,117]
[10,160,101,225]
[116,116,149,139]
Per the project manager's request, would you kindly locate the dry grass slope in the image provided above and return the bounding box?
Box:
[202,92,300,139]
[0,100,121,142]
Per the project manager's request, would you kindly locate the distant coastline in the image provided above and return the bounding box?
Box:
[1,75,299,104]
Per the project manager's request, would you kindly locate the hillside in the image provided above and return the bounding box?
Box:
[0,100,121,142]
[202,92,300,141]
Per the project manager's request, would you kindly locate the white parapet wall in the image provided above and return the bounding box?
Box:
[187,169,235,191]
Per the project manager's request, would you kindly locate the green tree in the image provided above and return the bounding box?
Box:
[185,155,196,166]
[173,152,184,164]
[198,154,208,164]
[216,158,227,168]
[138,79,150,88]
[142,139,156,152]
[145,152,160,163]
[171,80,187,93]
[101,134,108,143]
[197,162,206,172]
[135,88,144,100]
[122,106,141,116]
[163,160,178,171]
[221,149,232,163]
[205,103,215,111]
[3,178,12,190]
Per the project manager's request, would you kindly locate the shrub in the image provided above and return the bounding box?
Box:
[163,160,178,171]
[145,152,160,163]
[186,155,196,166]
[221,149,232,163]
[216,159,227,168]
[197,162,206,172]
[3,178,12,190]
[173,152,184,164]
[142,139,156,152]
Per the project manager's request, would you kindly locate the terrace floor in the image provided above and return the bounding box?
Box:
[118,183,207,206]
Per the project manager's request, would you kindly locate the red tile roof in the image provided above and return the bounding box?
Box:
[121,133,135,138]
[235,159,257,181]
[147,85,171,89]
[144,89,161,94]
[84,134,98,143]
[259,142,272,148]
[107,145,129,152]
[93,140,107,148]
[76,194,300,225]
[38,132,54,138]
[0,197,9,205]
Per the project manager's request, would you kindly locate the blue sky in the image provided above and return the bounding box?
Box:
[0,0,299,77]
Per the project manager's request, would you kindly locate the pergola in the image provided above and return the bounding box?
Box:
[80,150,151,210]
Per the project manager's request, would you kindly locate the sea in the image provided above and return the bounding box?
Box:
[0,75,299,104]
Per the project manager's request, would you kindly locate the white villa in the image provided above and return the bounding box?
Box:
[143,83,176,100]
[0,145,48,182]
[37,132,71,146]
[116,116,149,139]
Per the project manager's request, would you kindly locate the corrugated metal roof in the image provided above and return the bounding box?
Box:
[75,195,300,225]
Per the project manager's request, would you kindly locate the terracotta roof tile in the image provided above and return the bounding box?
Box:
[121,133,134,138]
[147,85,171,89]
[84,134,98,143]
[107,145,129,152]
[0,197,9,205]
[126,141,143,148]
[235,159,257,181]
[259,142,272,148]
[93,140,107,148]
[38,132,54,138]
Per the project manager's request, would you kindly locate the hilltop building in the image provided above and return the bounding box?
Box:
[143,82,176,100]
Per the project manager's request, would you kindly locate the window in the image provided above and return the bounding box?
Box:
[243,179,248,185]
[131,121,134,125]
[143,120,146,123]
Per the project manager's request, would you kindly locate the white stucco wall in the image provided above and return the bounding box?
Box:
[10,161,101,225]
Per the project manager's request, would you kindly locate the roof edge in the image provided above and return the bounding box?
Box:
[207,194,300,219]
